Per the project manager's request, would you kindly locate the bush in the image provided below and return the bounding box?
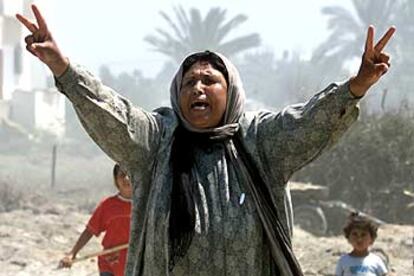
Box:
[0,180,24,212]
[294,109,414,223]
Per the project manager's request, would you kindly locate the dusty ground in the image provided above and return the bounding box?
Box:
[0,191,412,276]
[0,150,412,275]
[293,225,413,275]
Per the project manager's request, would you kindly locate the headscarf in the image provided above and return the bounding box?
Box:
[168,51,303,275]
[170,51,245,138]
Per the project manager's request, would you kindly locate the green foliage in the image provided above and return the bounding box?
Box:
[294,109,414,222]
[145,6,261,63]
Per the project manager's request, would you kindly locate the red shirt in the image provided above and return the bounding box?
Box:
[87,194,131,276]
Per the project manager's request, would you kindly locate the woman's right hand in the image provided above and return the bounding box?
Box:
[16,4,69,77]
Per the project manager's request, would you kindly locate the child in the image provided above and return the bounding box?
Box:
[59,164,132,276]
[335,212,388,276]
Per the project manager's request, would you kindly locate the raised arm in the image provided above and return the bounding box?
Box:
[16,5,161,170]
[257,26,395,181]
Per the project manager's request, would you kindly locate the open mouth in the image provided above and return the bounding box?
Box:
[191,101,210,110]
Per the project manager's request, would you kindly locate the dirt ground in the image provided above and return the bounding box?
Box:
[0,151,412,275]
[0,192,412,276]
[293,225,413,275]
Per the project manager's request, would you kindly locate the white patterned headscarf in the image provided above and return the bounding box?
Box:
[170,51,246,137]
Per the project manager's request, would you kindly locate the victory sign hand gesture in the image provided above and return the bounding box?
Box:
[350,26,396,97]
[16,4,69,76]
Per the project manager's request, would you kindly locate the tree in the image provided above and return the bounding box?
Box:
[312,0,414,111]
[145,6,261,63]
[390,0,414,103]
[99,65,167,110]
[312,0,398,70]
[294,108,414,223]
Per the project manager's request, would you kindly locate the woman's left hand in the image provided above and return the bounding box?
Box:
[350,25,396,97]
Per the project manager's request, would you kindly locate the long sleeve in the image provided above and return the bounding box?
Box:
[256,81,360,182]
[55,63,161,171]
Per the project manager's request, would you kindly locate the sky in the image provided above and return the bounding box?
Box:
[34,0,354,77]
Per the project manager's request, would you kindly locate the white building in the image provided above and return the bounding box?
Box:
[0,0,65,138]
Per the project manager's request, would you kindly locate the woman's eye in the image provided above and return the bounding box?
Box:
[189,80,198,86]
[183,77,216,87]
[203,78,215,85]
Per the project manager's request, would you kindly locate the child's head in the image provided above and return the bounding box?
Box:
[113,164,132,199]
[343,212,379,253]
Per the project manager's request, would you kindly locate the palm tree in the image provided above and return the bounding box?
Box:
[393,0,414,94]
[311,0,398,69]
[144,6,261,63]
[394,0,414,48]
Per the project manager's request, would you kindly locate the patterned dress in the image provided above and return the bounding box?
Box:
[55,62,360,275]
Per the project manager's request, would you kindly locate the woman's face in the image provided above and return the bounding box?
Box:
[179,61,228,129]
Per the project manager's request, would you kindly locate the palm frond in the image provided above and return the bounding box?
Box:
[216,14,248,43]
[203,7,227,45]
[159,11,186,41]
[174,5,190,36]
[144,6,260,62]
[188,8,204,48]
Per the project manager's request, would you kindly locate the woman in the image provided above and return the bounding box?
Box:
[16,4,395,276]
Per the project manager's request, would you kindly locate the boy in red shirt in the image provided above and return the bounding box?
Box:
[59,164,132,276]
